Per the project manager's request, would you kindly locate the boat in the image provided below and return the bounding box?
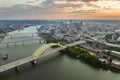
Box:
[2,54,8,59]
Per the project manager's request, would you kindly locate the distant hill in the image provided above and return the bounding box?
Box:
[0,20,58,26]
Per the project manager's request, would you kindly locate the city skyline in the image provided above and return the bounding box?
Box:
[0,0,120,20]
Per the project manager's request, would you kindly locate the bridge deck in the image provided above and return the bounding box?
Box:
[0,41,86,73]
[0,38,43,44]
[7,32,37,36]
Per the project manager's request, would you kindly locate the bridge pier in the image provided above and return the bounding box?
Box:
[7,43,9,48]
[31,60,37,65]
[15,66,19,72]
[10,35,13,39]
[39,40,41,44]
[32,34,33,37]
[15,42,17,47]
[22,42,24,46]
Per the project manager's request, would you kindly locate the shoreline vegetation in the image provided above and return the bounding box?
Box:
[65,46,120,73]
[38,32,120,73]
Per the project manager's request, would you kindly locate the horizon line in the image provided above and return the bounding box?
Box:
[0,18,120,21]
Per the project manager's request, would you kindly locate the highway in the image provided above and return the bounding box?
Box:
[85,35,120,48]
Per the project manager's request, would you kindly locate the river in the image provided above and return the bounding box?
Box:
[0,26,44,65]
[0,26,120,80]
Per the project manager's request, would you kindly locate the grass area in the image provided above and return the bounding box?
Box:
[110,55,120,61]
[103,34,120,44]
[83,48,96,56]
[79,47,96,56]
[106,46,120,52]
[39,33,68,45]
[104,34,112,41]
[94,34,105,40]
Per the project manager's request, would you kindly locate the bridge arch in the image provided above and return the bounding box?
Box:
[32,43,65,59]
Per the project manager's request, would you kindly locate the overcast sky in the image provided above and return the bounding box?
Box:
[0,0,120,20]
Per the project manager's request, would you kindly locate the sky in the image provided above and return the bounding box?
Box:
[0,0,120,20]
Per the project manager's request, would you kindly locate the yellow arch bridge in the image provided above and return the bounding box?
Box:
[32,43,65,59]
[0,41,85,73]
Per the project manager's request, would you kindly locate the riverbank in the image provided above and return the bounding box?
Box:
[37,29,120,73]
[65,46,120,73]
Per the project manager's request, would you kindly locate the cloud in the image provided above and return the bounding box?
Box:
[27,1,34,3]
[0,0,120,19]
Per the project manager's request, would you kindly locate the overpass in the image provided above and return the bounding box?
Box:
[85,35,120,48]
[0,40,85,73]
